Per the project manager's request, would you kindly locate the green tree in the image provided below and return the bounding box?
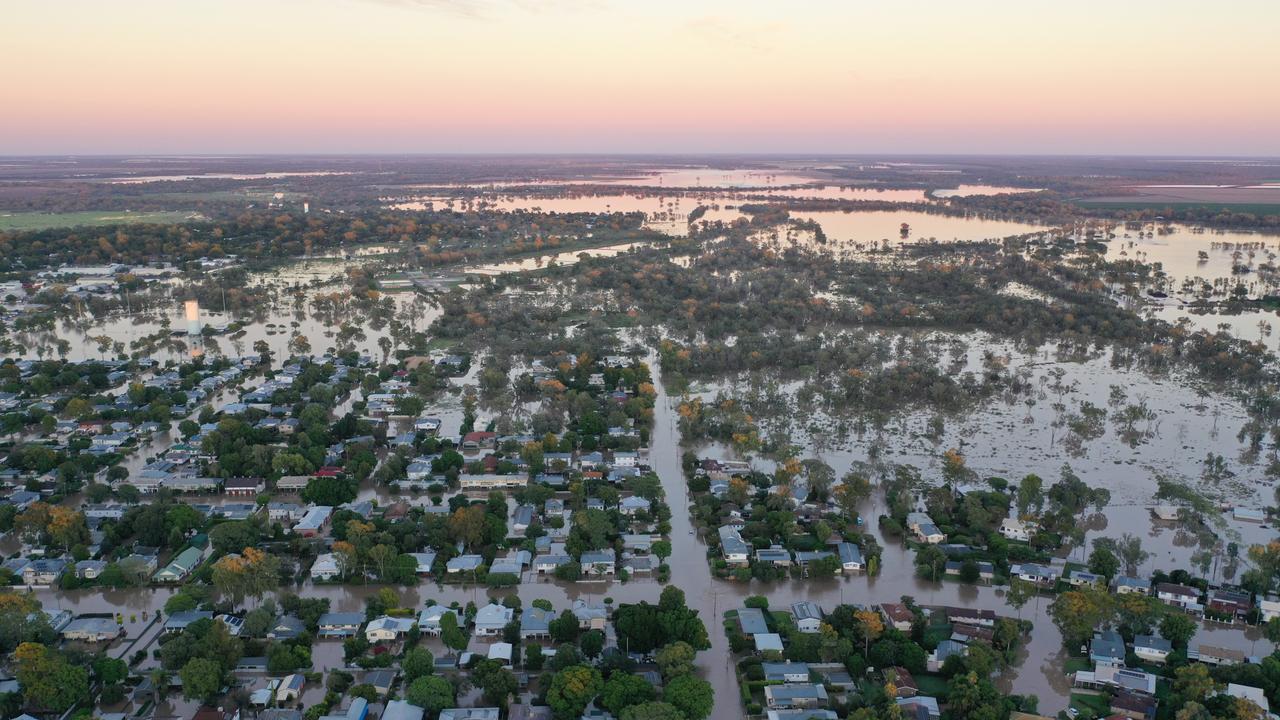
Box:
[403,647,435,682]
[1088,546,1120,579]
[662,675,713,720]
[406,675,454,714]
[1048,589,1113,649]
[547,665,604,720]
[1160,612,1197,649]
[601,672,656,715]
[654,641,696,680]
[579,629,605,660]
[440,612,468,653]
[179,657,224,704]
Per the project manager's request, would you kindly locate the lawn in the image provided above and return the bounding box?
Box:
[0,210,204,231]
[1069,691,1112,718]
[914,674,950,700]
[1064,657,1092,674]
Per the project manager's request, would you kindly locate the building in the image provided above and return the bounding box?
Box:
[61,617,123,642]
[154,546,204,583]
[317,612,365,638]
[383,701,424,720]
[880,603,916,632]
[311,553,341,581]
[790,602,825,633]
[366,616,416,642]
[718,525,750,565]
[1133,634,1172,664]
[764,684,828,710]
[474,603,515,637]
[1155,583,1203,614]
[998,517,1033,542]
[1090,630,1125,666]
[224,476,266,497]
[458,474,526,491]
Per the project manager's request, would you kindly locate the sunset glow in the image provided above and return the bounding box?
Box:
[4,0,1279,155]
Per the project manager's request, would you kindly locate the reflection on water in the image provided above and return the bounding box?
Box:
[791,209,1052,245]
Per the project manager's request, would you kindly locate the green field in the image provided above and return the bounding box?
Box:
[0,210,204,231]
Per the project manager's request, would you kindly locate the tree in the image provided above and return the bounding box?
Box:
[440,611,467,653]
[403,647,434,682]
[663,675,713,720]
[601,672,656,715]
[406,675,454,714]
[180,657,224,704]
[1088,546,1120,579]
[652,540,672,564]
[547,665,604,720]
[1016,474,1043,516]
[1172,663,1218,705]
[1160,612,1198,649]
[654,641,696,680]
[580,629,605,659]
[550,610,580,643]
[619,702,685,720]
[1049,589,1113,649]
[13,642,89,712]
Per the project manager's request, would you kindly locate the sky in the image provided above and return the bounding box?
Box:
[3,0,1279,156]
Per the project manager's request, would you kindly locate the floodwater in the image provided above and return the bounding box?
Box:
[789,209,1052,245]
[933,185,1042,198]
[106,172,350,184]
[25,353,1275,719]
[462,242,655,275]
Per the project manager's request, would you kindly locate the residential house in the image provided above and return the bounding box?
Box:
[317,612,365,638]
[1133,634,1172,664]
[520,607,554,639]
[1155,583,1203,614]
[764,684,828,710]
[1112,576,1152,595]
[474,603,515,637]
[762,662,811,684]
[154,546,204,583]
[1190,644,1246,667]
[224,476,265,497]
[790,602,825,633]
[311,553,342,581]
[881,603,916,633]
[418,606,460,636]
[366,616,416,642]
[1090,630,1126,666]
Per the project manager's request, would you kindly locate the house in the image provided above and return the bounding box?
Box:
[790,602,825,633]
[927,640,967,672]
[1155,583,1203,613]
[998,517,1033,542]
[755,633,785,653]
[571,600,608,631]
[268,615,307,641]
[364,669,397,698]
[154,546,204,583]
[311,553,342,581]
[1074,663,1157,695]
[738,607,771,635]
[718,525,751,565]
[293,505,333,536]
[1110,691,1158,720]
[268,502,305,523]
[224,476,266,496]
[945,560,995,582]
[458,474,526,491]
[1133,634,1172,664]
[408,551,437,575]
[906,512,944,544]
[880,603,915,632]
[22,558,70,586]
[165,610,214,634]
[520,606,554,639]
[756,546,792,567]
[765,713,837,720]
[474,603,515,637]
[1190,644,1246,666]
[619,496,650,516]
[418,606,460,636]
[446,555,484,574]
[317,612,365,638]
[61,617,123,642]
[896,696,941,720]
[1010,563,1058,587]
[946,607,996,627]
[276,674,305,704]
[75,560,107,580]
[1067,569,1104,588]
[487,642,514,666]
[835,542,864,572]
[383,701,424,720]
[277,476,312,493]
[1261,597,1280,623]
[1208,589,1252,620]
[580,550,616,576]
[217,615,245,636]
[1090,630,1125,666]
[883,667,918,698]
[762,662,811,683]
[366,616,416,642]
[763,684,828,710]
[1112,576,1152,595]
[1224,684,1270,715]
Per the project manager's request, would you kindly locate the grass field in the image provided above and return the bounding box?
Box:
[1070,691,1112,718]
[0,210,205,231]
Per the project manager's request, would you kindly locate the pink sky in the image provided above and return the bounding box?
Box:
[4,0,1279,155]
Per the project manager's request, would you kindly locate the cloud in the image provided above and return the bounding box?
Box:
[349,0,605,18]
